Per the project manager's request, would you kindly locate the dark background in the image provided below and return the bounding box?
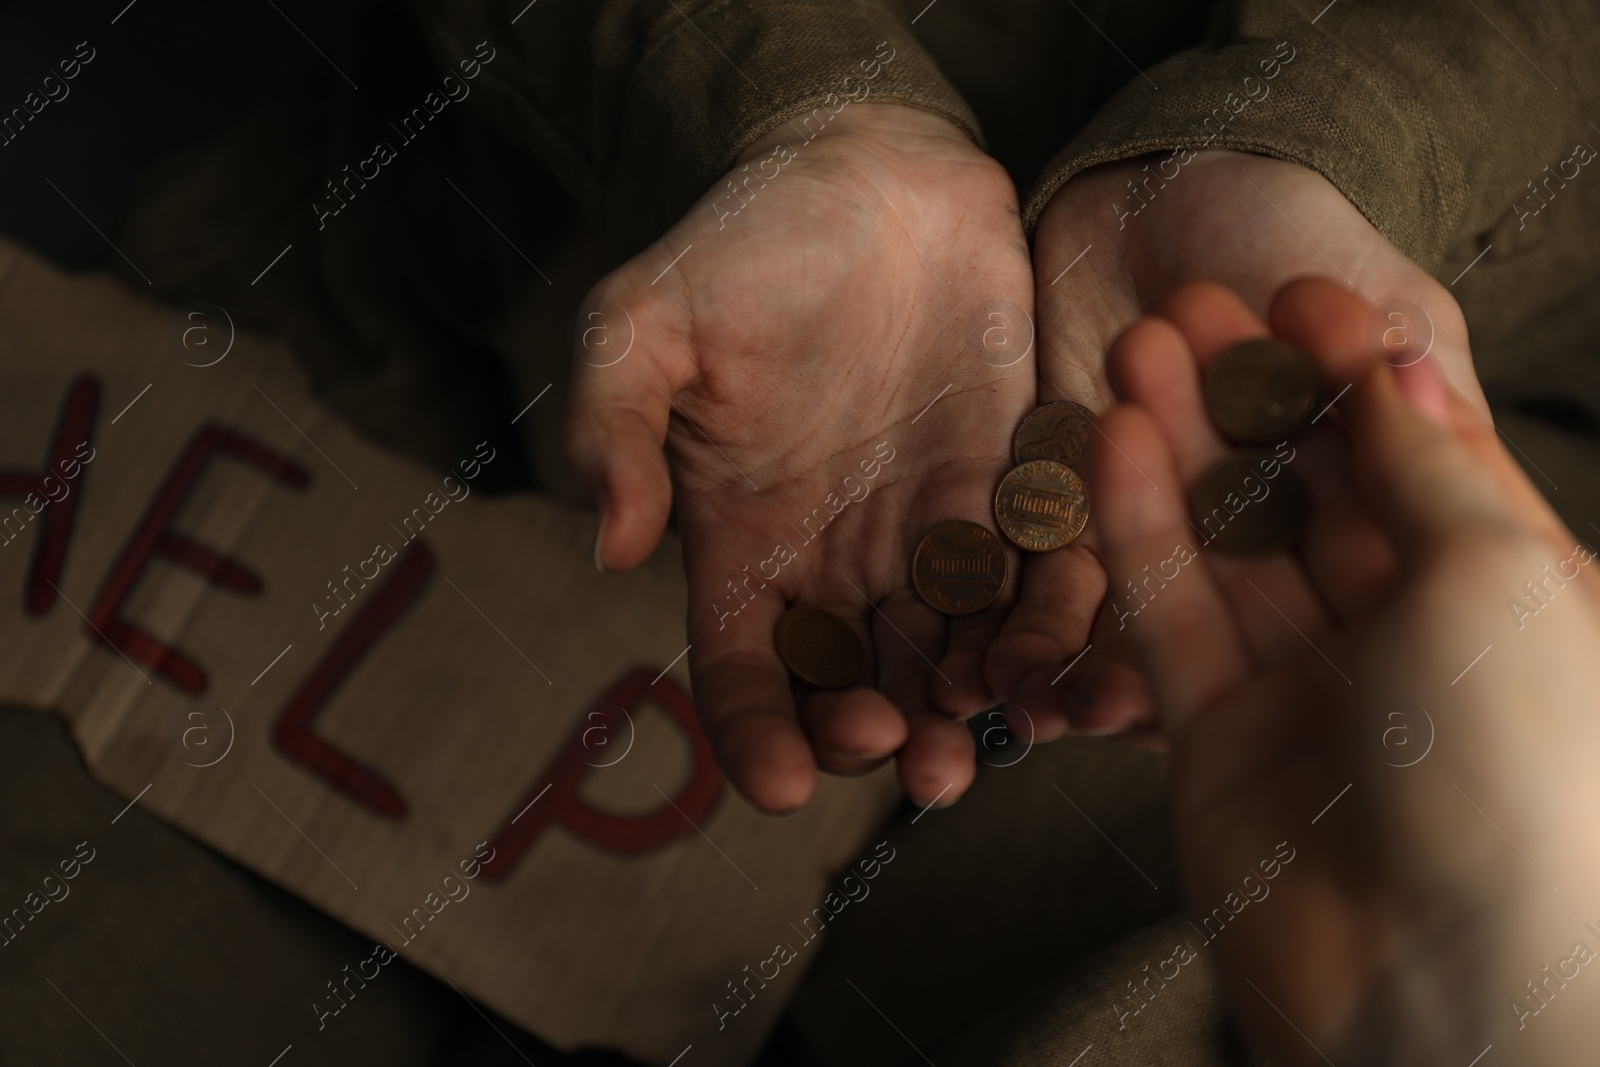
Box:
[0,0,361,268]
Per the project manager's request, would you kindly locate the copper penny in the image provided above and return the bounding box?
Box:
[913,520,1007,615]
[994,460,1089,552]
[1012,401,1096,469]
[1203,338,1325,446]
[1190,452,1310,554]
[775,606,865,689]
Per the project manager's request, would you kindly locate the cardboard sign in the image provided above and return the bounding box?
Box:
[0,240,898,1066]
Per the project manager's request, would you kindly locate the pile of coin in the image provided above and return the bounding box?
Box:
[907,400,1095,621]
[995,401,1094,555]
[1190,338,1322,554]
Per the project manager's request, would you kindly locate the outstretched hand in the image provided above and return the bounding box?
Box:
[1094,277,1600,1064]
[565,104,1037,812]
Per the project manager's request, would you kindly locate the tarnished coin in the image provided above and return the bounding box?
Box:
[913,520,1007,615]
[775,607,865,689]
[1013,401,1096,468]
[1203,338,1324,446]
[994,460,1089,552]
[1190,453,1310,554]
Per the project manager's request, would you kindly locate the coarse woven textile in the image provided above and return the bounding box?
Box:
[412,0,1600,361]
[413,0,985,255]
[1021,0,1600,279]
[939,916,1273,1067]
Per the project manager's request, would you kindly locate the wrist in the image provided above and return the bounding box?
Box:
[735,102,975,167]
[1039,148,1253,240]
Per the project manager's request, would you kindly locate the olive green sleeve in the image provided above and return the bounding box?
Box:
[1022,0,1600,274]
[413,0,982,251]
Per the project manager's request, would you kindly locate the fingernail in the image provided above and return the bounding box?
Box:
[593,489,609,572]
[1392,357,1450,426]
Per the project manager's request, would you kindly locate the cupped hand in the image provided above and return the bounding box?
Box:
[565,104,1037,812]
[1095,277,1600,1064]
[991,148,1490,742]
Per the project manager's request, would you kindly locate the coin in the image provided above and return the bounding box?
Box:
[913,520,1007,615]
[774,607,865,689]
[1203,338,1324,446]
[1189,453,1310,554]
[994,460,1089,552]
[1012,401,1096,469]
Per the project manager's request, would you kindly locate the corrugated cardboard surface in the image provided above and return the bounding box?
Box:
[0,239,898,1066]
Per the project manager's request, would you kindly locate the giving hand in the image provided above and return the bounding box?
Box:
[1095,277,1600,1065]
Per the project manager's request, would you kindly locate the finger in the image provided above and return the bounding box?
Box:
[1393,356,1451,424]
[1109,296,1334,666]
[1051,598,1156,734]
[1436,374,1583,558]
[1105,316,1225,463]
[1160,280,1272,371]
[934,589,1014,720]
[1092,402,1253,736]
[865,592,977,806]
[1266,275,1391,386]
[1060,658,1153,734]
[1258,278,1402,619]
[1289,430,1399,621]
[977,539,1105,707]
[1273,270,1487,410]
[1000,592,1151,740]
[898,710,977,809]
[1009,652,1152,739]
[686,585,816,814]
[1002,694,1066,746]
[1346,357,1551,566]
[798,688,904,776]
[563,293,678,572]
[791,591,915,772]
[1270,277,1580,585]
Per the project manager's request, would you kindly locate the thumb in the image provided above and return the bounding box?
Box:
[1346,356,1527,564]
[563,302,677,572]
